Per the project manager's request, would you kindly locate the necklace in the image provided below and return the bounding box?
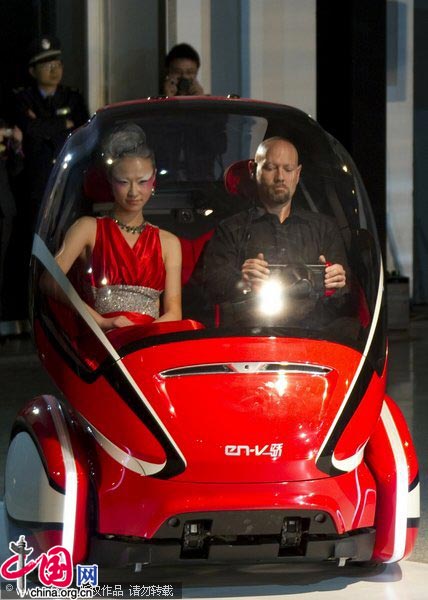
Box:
[111,216,146,235]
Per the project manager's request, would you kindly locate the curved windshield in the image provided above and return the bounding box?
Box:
[31,99,385,376]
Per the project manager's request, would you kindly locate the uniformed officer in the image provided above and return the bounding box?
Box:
[14,35,89,222]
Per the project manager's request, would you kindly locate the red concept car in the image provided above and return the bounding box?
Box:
[4,97,419,568]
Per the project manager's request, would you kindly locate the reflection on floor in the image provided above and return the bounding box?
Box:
[0,306,427,597]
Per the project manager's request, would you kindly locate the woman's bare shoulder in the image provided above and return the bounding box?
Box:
[56,216,97,265]
[74,215,97,228]
[159,228,180,245]
[67,215,97,235]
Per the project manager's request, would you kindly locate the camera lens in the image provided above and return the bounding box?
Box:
[177,78,191,95]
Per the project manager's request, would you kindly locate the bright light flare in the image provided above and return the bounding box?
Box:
[258,278,285,316]
[62,154,73,169]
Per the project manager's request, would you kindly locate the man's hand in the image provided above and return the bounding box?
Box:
[188,79,204,95]
[319,255,346,289]
[10,126,23,152]
[163,76,178,96]
[241,253,270,292]
[163,76,204,96]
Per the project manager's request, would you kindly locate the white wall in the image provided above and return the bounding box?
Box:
[86,0,316,114]
[86,0,106,113]
[170,0,316,113]
[167,0,212,94]
[247,0,316,115]
[86,0,160,110]
[106,0,160,103]
[386,0,414,289]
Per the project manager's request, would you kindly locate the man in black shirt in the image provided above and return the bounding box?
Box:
[14,35,89,223]
[203,137,347,323]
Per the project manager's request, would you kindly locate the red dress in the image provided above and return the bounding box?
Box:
[88,217,166,326]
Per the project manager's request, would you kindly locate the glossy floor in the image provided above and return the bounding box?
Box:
[0,308,427,597]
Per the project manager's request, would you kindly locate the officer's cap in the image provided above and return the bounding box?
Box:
[28,35,62,67]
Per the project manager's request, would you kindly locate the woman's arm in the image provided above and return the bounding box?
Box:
[42,217,96,315]
[43,217,124,330]
[43,217,137,331]
[55,218,137,330]
[40,216,95,298]
[55,216,96,273]
[157,230,182,322]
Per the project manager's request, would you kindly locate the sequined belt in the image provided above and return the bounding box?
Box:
[92,284,161,319]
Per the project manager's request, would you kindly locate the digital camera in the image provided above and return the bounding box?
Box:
[177,77,191,95]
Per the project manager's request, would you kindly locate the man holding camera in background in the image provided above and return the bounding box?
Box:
[162,43,204,96]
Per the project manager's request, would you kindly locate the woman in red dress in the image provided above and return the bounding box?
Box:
[55,124,182,331]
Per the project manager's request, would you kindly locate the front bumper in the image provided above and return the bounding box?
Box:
[89,509,376,567]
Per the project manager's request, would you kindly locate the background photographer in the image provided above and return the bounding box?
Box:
[162,43,204,96]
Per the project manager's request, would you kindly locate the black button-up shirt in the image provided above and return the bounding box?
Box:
[203,204,348,303]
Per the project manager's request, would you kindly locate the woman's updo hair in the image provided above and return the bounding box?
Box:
[102,123,155,169]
